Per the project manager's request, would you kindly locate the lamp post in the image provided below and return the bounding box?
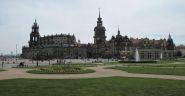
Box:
[48,52,50,65]
[77,44,79,59]
[16,44,17,63]
[36,51,39,67]
[32,52,34,64]
[56,47,59,64]
[1,62,4,69]
[67,37,72,63]
[1,53,4,69]
[1,58,4,69]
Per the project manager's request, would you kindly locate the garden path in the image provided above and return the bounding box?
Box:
[1,65,185,80]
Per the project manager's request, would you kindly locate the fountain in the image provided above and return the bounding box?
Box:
[160,52,163,59]
[119,48,157,63]
[135,48,140,62]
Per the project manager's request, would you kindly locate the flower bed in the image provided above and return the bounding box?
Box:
[27,65,95,74]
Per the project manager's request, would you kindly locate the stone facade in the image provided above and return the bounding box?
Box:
[22,12,177,60]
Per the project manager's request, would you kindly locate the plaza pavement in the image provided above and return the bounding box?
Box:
[1,65,185,80]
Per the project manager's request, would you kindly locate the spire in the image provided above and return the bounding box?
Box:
[98,8,101,18]
[33,18,38,26]
[97,8,103,26]
[167,33,175,50]
[118,26,120,35]
[169,33,171,39]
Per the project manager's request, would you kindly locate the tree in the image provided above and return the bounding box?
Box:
[176,51,182,57]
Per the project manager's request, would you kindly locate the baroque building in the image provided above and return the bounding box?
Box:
[22,11,177,60]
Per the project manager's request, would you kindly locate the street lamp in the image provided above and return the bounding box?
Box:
[47,52,50,65]
[57,47,59,64]
[16,44,17,63]
[36,50,39,67]
[1,54,4,69]
[32,52,34,64]
[1,62,4,69]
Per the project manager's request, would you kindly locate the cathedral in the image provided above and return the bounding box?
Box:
[22,11,176,60]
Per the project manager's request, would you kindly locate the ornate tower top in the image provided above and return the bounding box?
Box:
[32,19,39,33]
[116,26,122,41]
[33,19,39,27]
[94,9,106,32]
[97,8,103,26]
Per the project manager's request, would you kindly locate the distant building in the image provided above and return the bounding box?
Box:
[176,45,185,57]
[22,19,87,59]
[22,11,177,60]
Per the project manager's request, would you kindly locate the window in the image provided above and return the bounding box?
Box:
[148,52,152,59]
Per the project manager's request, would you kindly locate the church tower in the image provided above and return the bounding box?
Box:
[93,10,106,46]
[166,34,175,50]
[29,19,40,48]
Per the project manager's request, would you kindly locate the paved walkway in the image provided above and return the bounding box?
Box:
[1,65,185,80]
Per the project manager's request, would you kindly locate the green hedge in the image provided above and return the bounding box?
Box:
[119,60,157,63]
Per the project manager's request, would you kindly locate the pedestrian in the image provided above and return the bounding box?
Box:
[2,61,4,69]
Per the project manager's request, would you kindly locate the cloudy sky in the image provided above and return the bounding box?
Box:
[0,0,185,54]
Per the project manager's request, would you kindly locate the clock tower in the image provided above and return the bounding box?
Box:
[93,10,106,46]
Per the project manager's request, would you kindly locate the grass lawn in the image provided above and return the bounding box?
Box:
[120,59,183,65]
[108,66,185,76]
[0,77,185,96]
[158,60,176,64]
[0,69,5,72]
[103,61,119,65]
[145,64,185,67]
[123,63,185,67]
